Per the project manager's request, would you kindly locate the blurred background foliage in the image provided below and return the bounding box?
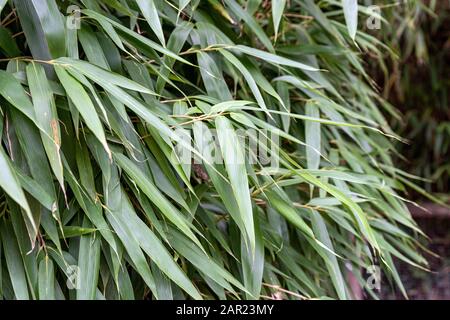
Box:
[370,0,449,199]
[365,0,449,299]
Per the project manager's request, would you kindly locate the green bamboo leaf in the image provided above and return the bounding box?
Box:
[0,0,7,14]
[62,157,119,255]
[305,101,321,170]
[167,227,247,294]
[0,148,37,239]
[15,168,55,211]
[0,70,37,122]
[241,212,264,299]
[26,63,64,193]
[78,25,110,69]
[0,221,29,300]
[8,199,40,299]
[266,191,315,239]
[296,170,380,251]
[83,9,193,65]
[204,0,234,24]
[197,52,233,101]
[0,27,20,57]
[310,210,347,299]
[179,0,190,11]
[114,154,203,250]
[60,226,97,239]
[55,58,156,95]
[38,257,55,300]
[14,0,66,60]
[156,22,193,93]
[8,109,62,251]
[272,0,286,41]
[302,0,345,44]
[136,0,166,47]
[54,65,111,158]
[231,45,319,71]
[215,116,255,253]
[342,0,358,40]
[220,50,268,113]
[109,184,202,300]
[106,206,158,295]
[76,218,101,300]
[192,121,246,236]
[223,0,274,52]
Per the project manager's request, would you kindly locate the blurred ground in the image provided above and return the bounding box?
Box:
[381,217,450,299]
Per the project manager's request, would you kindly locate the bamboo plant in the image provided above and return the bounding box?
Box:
[0,0,429,300]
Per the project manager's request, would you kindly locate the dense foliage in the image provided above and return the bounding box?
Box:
[0,0,429,300]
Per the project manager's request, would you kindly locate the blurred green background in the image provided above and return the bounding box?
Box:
[369,0,449,299]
